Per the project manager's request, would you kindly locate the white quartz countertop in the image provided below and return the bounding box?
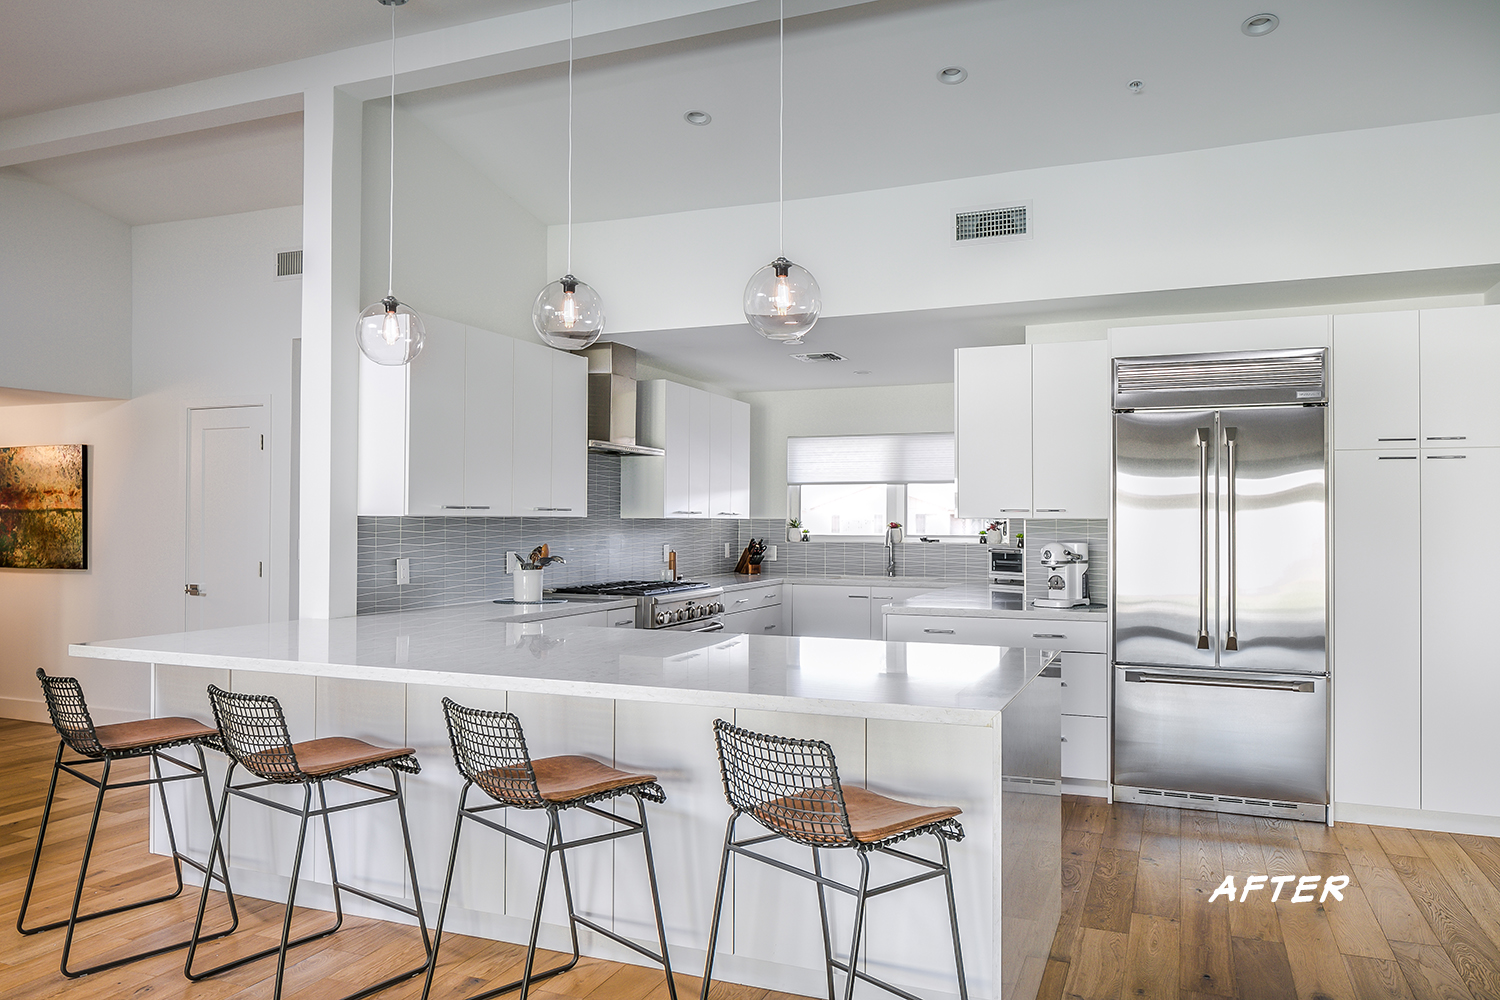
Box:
[484,593,638,620]
[885,583,1109,621]
[69,602,1053,725]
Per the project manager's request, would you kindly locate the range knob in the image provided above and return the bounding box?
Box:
[712,601,725,614]
[673,608,685,622]
[655,610,668,626]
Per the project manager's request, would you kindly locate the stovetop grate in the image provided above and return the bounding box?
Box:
[550,580,710,597]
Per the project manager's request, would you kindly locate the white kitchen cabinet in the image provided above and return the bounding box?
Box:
[621,380,750,519]
[955,344,1031,518]
[1332,449,1421,809]
[358,319,521,516]
[1061,716,1109,782]
[1332,311,1420,450]
[723,583,784,636]
[1059,651,1108,718]
[1109,315,1331,358]
[512,343,588,517]
[1421,446,1500,816]
[869,586,932,635]
[883,614,1105,652]
[789,584,875,639]
[1420,305,1500,448]
[955,341,1109,520]
[1030,340,1111,518]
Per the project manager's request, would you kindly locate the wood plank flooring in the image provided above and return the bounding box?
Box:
[1042,793,1500,1000]
[9,717,1500,1000]
[0,719,808,1000]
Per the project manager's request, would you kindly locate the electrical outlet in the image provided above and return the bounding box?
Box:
[724,542,734,558]
[663,543,673,562]
[506,551,521,574]
[395,557,411,586]
[766,545,778,561]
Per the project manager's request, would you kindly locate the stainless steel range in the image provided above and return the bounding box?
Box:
[549,580,727,632]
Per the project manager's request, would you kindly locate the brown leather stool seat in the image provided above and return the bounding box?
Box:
[20,670,234,979]
[420,700,678,1000]
[701,719,970,1000]
[184,685,430,1000]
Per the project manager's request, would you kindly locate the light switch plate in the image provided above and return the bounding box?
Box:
[663,543,672,562]
[766,545,778,561]
[725,543,734,558]
[395,557,411,586]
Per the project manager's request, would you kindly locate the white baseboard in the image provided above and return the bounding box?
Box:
[1,697,139,727]
[1333,801,1500,838]
[1063,778,1109,798]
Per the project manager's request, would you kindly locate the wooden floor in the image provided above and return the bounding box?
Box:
[1041,793,1500,1000]
[0,718,801,1000]
[10,716,1500,1000]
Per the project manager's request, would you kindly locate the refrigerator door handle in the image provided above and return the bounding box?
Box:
[1223,427,1238,651]
[1123,670,1315,693]
[1196,427,1212,649]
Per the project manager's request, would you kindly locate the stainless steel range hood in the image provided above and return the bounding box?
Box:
[574,342,665,457]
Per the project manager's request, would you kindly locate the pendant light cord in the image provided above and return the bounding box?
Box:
[387,1,396,297]
[778,0,784,257]
[567,0,574,275]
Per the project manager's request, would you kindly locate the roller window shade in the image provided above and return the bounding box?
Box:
[787,433,954,484]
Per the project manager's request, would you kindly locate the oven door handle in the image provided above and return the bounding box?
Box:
[686,621,725,633]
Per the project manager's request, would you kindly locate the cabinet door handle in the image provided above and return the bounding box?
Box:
[923,628,956,634]
[717,511,741,516]
[1377,455,1417,460]
[1035,508,1067,513]
[1033,633,1066,639]
[672,510,704,515]
[1426,436,1467,441]
[1426,455,1467,460]
[467,505,490,510]
[532,507,574,511]
[442,505,468,509]
[734,598,750,605]
[999,508,1029,513]
[1377,437,1417,442]
[613,619,634,627]
[849,594,870,599]
[763,624,777,630]
[763,594,776,600]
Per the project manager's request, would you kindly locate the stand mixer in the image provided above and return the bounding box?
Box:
[1033,541,1090,608]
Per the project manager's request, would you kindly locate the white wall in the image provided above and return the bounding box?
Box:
[0,169,132,398]
[362,104,547,343]
[0,206,302,721]
[741,382,953,519]
[554,113,1500,335]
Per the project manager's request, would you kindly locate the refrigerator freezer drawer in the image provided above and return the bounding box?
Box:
[1113,666,1328,804]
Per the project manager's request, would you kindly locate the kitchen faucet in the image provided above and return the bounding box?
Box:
[886,535,896,577]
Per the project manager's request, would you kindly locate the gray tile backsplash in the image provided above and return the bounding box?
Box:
[357,454,741,613]
[357,459,1111,612]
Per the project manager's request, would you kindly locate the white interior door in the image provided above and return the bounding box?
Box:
[186,405,271,631]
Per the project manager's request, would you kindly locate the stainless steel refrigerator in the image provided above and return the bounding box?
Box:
[1111,348,1329,822]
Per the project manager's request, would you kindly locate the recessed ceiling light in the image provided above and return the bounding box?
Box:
[683,110,712,126]
[1241,13,1279,36]
[937,66,967,85]
[1128,79,1144,95]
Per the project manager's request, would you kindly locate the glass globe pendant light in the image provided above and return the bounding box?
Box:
[356,0,425,366]
[533,0,605,350]
[744,0,821,344]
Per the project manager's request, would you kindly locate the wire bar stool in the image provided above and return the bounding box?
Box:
[184,684,431,1000]
[701,719,968,1000]
[18,669,238,977]
[420,698,677,1000]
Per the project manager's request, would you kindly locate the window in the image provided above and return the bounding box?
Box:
[788,433,979,540]
[800,483,889,536]
[906,483,984,537]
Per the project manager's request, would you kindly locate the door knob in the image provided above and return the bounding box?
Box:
[184,584,205,596]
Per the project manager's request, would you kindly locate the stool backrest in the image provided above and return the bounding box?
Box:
[441,698,546,808]
[712,719,855,848]
[36,669,105,757]
[206,684,303,782]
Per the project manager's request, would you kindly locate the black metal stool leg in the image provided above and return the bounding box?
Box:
[420,784,471,1000]
[186,761,238,979]
[938,836,968,1000]
[57,755,112,977]
[518,810,560,1000]
[812,847,837,1000]
[635,792,677,1000]
[699,811,738,1000]
[840,854,871,1000]
[316,780,348,934]
[392,765,434,960]
[149,751,190,900]
[551,812,584,970]
[15,742,66,935]
[192,743,240,932]
[271,784,318,1000]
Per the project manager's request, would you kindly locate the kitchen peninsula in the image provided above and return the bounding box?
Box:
[69,605,1060,1000]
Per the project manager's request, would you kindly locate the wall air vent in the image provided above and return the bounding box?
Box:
[275,249,303,279]
[790,352,847,363]
[953,202,1030,245]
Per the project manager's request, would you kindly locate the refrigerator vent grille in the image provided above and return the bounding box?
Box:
[1115,352,1324,395]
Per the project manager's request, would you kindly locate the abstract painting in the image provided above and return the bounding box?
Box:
[0,445,87,569]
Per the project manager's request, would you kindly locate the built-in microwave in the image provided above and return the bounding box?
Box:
[989,547,1024,594]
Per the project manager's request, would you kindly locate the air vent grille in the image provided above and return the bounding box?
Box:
[275,249,303,278]
[1113,349,1327,408]
[790,352,847,363]
[955,204,1028,242]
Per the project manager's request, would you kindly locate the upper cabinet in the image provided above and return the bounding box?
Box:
[1419,305,1500,448]
[358,319,586,517]
[956,340,1109,520]
[621,380,750,518]
[1332,311,1420,450]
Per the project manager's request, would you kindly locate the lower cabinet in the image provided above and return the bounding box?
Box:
[1061,716,1109,782]
[722,583,783,636]
[789,584,946,639]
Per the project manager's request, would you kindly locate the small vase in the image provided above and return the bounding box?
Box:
[885,527,903,545]
[514,568,544,603]
[787,527,801,542]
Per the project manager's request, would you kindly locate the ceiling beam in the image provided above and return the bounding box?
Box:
[0,0,885,168]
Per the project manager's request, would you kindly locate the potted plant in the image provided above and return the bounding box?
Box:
[801,527,809,542]
[786,518,803,543]
[885,521,903,545]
